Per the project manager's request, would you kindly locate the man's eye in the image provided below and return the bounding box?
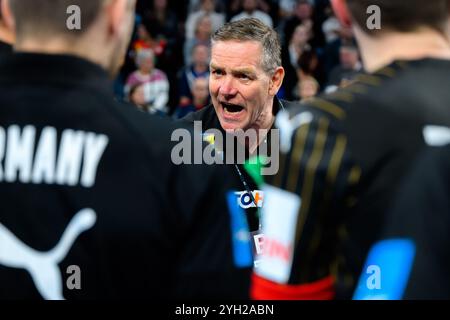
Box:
[238,74,250,80]
[212,70,224,76]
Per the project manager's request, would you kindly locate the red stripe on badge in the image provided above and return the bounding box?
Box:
[251,273,335,300]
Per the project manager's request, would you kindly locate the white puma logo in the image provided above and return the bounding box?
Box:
[276,111,314,153]
[0,209,97,300]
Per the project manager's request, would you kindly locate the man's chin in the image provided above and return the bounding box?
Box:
[219,118,246,132]
[218,111,249,132]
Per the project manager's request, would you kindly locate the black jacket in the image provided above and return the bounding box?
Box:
[179,98,296,232]
[0,53,251,299]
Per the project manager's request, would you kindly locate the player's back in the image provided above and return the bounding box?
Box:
[255,58,450,299]
[0,53,251,299]
[338,59,450,291]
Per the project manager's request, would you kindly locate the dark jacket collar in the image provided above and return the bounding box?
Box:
[0,52,113,95]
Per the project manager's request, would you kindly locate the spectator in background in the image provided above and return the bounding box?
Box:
[141,0,181,68]
[187,0,202,13]
[132,23,166,56]
[323,23,356,77]
[142,0,178,49]
[297,46,324,84]
[322,4,341,44]
[326,43,362,92]
[175,77,210,118]
[279,0,297,19]
[231,0,273,28]
[188,0,225,14]
[137,1,184,113]
[282,0,313,44]
[178,43,210,106]
[282,0,325,49]
[185,0,225,40]
[184,14,213,65]
[125,48,170,114]
[128,83,148,111]
[228,0,271,21]
[282,23,312,99]
[297,75,319,101]
[291,47,323,100]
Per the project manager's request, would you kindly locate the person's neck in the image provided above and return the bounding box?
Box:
[15,38,109,70]
[245,99,275,154]
[355,26,450,73]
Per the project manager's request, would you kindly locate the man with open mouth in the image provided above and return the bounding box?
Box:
[180,18,298,233]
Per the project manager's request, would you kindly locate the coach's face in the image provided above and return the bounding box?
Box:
[209,40,281,132]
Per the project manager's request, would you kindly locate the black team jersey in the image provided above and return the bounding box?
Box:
[385,145,450,299]
[252,59,450,299]
[0,53,252,299]
[355,145,449,300]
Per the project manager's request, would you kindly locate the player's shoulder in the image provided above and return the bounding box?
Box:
[284,61,426,123]
[110,100,188,159]
[179,104,216,124]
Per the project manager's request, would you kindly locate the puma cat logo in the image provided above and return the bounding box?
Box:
[0,209,97,300]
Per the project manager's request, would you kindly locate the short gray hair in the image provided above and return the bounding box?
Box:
[211,18,281,75]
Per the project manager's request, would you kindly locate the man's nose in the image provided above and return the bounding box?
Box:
[219,77,238,97]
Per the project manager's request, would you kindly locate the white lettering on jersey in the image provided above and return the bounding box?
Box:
[4,125,36,183]
[32,127,57,184]
[55,129,85,186]
[0,125,109,188]
[0,209,97,300]
[81,133,109,188]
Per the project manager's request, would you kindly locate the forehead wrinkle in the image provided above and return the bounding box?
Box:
[210,61,259,74]
[211,41,262,66]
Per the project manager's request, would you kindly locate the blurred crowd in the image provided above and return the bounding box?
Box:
[116,0,361,118]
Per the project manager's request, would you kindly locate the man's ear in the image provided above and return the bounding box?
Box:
[331,0,352,28]
[105,0,129,36]
[1,0,15,32]
[269,66,285,96]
